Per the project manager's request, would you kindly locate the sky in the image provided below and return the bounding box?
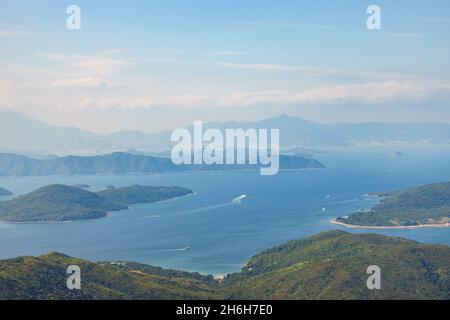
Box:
[1,0,450,133]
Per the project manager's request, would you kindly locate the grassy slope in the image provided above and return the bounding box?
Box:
[0,231,449,300]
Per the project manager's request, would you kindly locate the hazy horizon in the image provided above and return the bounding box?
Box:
[1,0,450,132]
[3,109,450,136]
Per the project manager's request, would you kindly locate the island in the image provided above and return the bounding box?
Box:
[0,231,449,299]
[0,187,12,197]
[333,182,450,228]
[0,152,325,177]
[0,184,193,223]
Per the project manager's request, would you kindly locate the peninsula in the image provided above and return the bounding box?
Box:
[334,182,450,228]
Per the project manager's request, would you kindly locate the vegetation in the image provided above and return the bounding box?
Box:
[0,152,325,177]
[0,231,449,300]
[96,185,192,207]
[0,184,193,222]
[223,230,450,300]
[0,185,125,222]
[0,187,12,197]
[337,182,450,227]
[0,252,221,300]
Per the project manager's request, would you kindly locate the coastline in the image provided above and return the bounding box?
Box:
[330,219,450,230]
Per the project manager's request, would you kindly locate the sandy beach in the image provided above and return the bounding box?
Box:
[330,219,450,230]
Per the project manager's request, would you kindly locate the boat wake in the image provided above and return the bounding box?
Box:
[164,247,191,252]
[139,196,247,220]
[140,215,161,219]
[167,202,234,217]
[232,194,247,204]
[136,247,191,253]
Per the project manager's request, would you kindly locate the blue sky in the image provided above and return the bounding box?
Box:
[1,0,450,133]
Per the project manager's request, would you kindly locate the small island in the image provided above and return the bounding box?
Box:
[0,187,13,197]
[333,182,450,229]
[0,184,193,223]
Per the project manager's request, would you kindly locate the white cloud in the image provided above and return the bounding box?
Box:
[35,52,84,62]
[212,51,247,56]
[216,62,333,76]
[414,16,450,24]
[217,91,287,107]
[216,62,390,79]
[0,30,34,38]
[72,58,135,75]
[1,49,446,113]
[228,21,298,28]
[51,77,107,88]
[101,48,125,55]
[310,24,340,31]
[217,81,430,107]
[36,52,136,75]
[387,33,422,39]
[78,94,214,110]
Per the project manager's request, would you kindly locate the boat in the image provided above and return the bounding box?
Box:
[232,194,247,204]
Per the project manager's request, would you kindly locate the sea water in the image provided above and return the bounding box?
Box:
[0,145,449,275]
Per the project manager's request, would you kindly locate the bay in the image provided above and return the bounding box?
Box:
[0,145,449,275]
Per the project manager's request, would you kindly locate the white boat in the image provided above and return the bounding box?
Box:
[232,194,247,204]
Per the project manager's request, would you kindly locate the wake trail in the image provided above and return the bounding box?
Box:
[138,201,237,219]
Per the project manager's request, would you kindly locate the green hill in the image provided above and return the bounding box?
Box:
[0,231,449,299]
[0,252,220,300]
[223,230,450,300]
[336,182,450,227]
[0,184,193,222]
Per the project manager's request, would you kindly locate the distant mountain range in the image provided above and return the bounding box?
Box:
[1,111,450,153]
[0,152,324,177]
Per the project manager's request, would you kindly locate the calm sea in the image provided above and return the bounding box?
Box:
[0,145,449,275]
